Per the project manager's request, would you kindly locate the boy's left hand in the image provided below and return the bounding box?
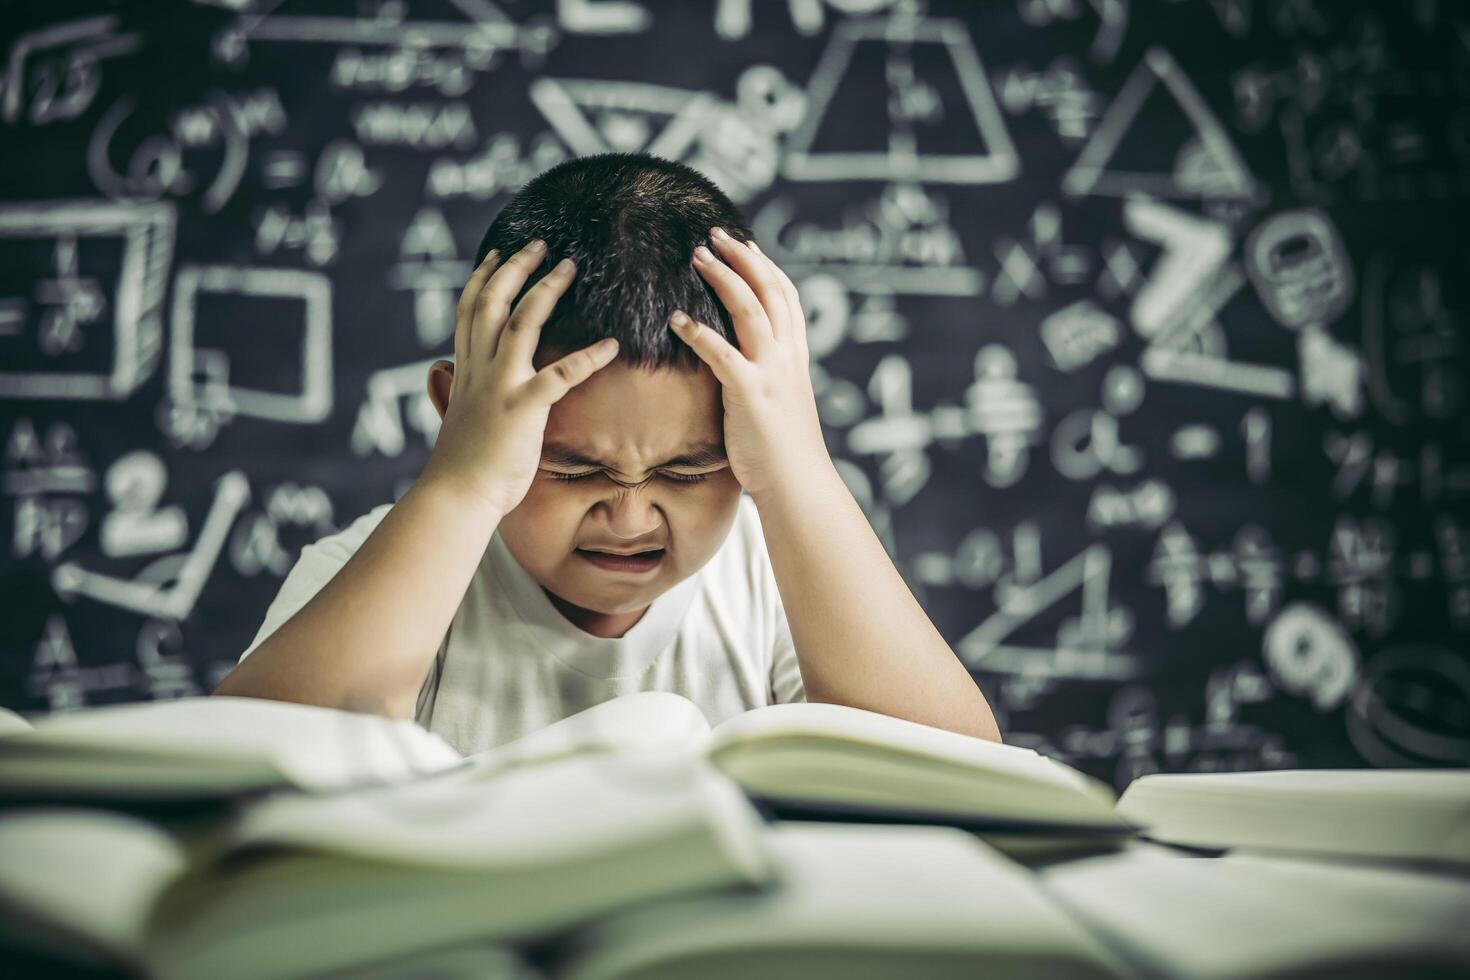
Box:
[670,227,831,501]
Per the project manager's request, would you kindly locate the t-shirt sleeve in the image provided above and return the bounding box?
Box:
[769,589,807,704]
[236,501,441,718]
[238,502,394,663]
[741,494,807,704]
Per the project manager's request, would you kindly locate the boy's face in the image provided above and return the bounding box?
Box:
[475,356,741,638]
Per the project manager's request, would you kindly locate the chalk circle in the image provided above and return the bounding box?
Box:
[1345,644,1470,767]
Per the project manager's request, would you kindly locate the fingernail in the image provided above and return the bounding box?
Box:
[694,245,714,263]
[599,338,619,351]
[670,310,689,326]
[747,240,761,253]
[710,226,729,241]
[527,238,546,252]
[483,248,499,263]
[553,257,575,275]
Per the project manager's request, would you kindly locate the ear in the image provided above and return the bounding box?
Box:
[427,360,454,419]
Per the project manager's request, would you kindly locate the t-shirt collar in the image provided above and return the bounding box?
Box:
[485,527,702,680]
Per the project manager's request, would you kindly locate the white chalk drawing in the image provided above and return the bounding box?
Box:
[1125,195,1233,342]
[1244,208,1354,328]
[524,74,788,204]
[1063,46,1260,201]
[136,619,203,700]
[1039,299,1121,372]
[1125,196,1298,400]
[1435,514,1470,631]
[100,450,189,559]
[1086,479,1175,532]
[254,199,340,265]
[52,470,250,621]
[1204,660,1274,728]
[27,614,137,711]
[1016,0,1130,65]
[783,10,1019,183]
[167,265,333,442]
[1325,513,1399,638]
[391,207,467,347]
[1361,253,1465,425]
[845,354,933,507]
[87,88,286,213]
[427,131,570,199]
[1147,520,1287,629]
[352,358,442,458]
[964,344,1043,488]
[1262,601,1358,712]
[4,418,93,562]
[1,15,143,126]
[1050,367,1143,481]
[229,482,336,578]
[0,200,175,400]
[1244,208,1364,418]
[958,537,1139,681]
[351,101,478,149]
[990,202,1095,306]
[213,0,529,66]
[1346,644,1470,767]
[997,58,1104,144]
[1146,520,1206,628]
[744,185,984,306]
[314,138,384,203]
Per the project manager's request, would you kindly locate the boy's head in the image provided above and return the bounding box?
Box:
[427,152,753,639]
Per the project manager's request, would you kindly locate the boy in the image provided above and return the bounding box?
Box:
[213,152,1001,753]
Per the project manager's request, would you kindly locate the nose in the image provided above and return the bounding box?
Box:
[594,483,665,542]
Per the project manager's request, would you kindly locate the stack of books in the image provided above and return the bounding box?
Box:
[0,693,1466,979]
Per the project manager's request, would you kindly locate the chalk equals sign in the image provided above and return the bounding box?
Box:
[262,150,307,189]
[0,298,25,336]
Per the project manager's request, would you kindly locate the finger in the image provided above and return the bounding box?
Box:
[708,228,788,346]
[524,337,621,405]
[692,240,771,360]
[668,310,751,389]
[749,240,809,364]
[495,254,577,363]
[474,239,548,365]
[455,248,501,364]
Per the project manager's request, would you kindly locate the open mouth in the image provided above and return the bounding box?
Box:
[576,548,665,572]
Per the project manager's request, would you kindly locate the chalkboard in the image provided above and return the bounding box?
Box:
[2,0,1467,791]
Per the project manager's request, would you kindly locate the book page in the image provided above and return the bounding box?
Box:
[10,696,463,792]
[0,808,192,963]
[708,701,1108,797]
[463,691,714,777]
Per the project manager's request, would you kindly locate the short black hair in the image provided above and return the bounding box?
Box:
[473,151,754,373]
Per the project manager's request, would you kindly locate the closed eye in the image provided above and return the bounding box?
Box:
[544,470,710,484]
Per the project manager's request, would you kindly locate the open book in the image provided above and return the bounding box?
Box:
[463,691,1135,838]
[1039,838,1470,978]
[545,821,1135,980]
[1114,768,1470,868]
[0,695,466,802]
[0,748,772,980]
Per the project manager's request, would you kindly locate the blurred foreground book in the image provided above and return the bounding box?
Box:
[0,749,771,980]
[464,691,1137,846]
[0,696,465,802]
[1114,768,1470,869]
[1038,837,1470,979]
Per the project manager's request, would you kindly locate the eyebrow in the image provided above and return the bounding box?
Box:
[540,440,728,472]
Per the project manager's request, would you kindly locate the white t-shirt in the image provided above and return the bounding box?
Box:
[239,492,807,755]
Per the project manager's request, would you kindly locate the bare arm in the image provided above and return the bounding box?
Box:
[754,461,1003,742]
[211,477,499,720]
[212,239,619,721]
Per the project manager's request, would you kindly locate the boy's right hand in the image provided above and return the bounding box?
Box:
[420,239,621,521]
